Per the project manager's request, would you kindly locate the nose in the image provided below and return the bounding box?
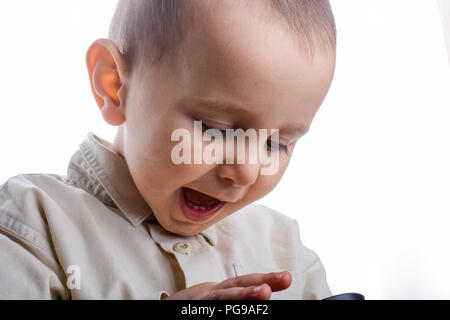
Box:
[216,162,261,187]
[216,136,261,187]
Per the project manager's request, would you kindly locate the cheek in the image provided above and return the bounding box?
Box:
[123,124,173,188]
[241,160,288,204]
[131,127,213,192]
[256,174,283,197]
[170,163,210,186]
[276,157,290,179]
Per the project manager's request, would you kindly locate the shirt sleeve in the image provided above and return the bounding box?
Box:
[0,231,69,299]
[287,217,332,300]
[299,244,333,300]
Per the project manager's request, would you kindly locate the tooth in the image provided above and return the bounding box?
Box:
[186,199,210,211]
[187,200,195,207]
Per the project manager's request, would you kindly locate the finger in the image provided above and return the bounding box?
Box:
[206,283,272,300]
[215,271,292,292]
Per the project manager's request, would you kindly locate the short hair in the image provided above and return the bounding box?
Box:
[108,0,336,72]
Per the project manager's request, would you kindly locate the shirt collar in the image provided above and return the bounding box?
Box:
[65,132,217,245]
[148,223,218,247]
[66,132,153,227]
[200,225,218,246]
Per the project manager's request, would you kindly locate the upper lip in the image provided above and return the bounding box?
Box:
[182,187,236,203]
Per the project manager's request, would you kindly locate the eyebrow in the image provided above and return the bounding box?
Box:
[183,97,255,117]
[182,97,310,135]
[283,124,310,135]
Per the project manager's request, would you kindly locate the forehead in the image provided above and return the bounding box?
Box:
[165,0,335,126]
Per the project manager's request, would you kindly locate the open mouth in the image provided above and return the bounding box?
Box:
[179,187,227,222]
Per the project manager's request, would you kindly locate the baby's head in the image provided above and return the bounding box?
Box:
[85,0,336,236]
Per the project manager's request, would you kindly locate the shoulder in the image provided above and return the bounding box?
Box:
[0,172,90,205]
[1,172,70,196]
[0,173,72,218]
[0,173,72,252]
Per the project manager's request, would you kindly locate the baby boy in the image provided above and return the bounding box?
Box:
[0,0,336,299]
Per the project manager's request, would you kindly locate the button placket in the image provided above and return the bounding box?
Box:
[147,224,224,287]
[173,242,192,255]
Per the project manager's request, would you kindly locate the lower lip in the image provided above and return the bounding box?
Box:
[179,187,226,222]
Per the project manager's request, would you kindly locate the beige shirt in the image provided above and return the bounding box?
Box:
[0,132,332,300]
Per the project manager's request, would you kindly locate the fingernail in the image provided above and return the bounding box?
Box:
[251,286,260,296]
[275,271,284,280]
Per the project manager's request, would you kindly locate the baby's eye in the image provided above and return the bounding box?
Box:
[200,121,290,156]
[265,139,289,155]
[201,122,227,137]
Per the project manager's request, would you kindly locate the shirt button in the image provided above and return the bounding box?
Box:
[173,242,192,254]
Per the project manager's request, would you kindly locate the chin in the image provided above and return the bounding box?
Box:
[176,229,199,236]
[159,218,202,237]
[172,226,203,237]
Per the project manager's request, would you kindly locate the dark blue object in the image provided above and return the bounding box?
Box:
[323,293,365,300]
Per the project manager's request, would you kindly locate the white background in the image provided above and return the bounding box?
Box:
[0,1,449,299]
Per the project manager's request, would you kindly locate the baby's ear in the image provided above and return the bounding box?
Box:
[85,38,129,126]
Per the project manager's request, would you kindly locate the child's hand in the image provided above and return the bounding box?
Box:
[161,270,292,300]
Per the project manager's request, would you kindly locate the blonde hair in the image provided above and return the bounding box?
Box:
[109,0,336,72]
